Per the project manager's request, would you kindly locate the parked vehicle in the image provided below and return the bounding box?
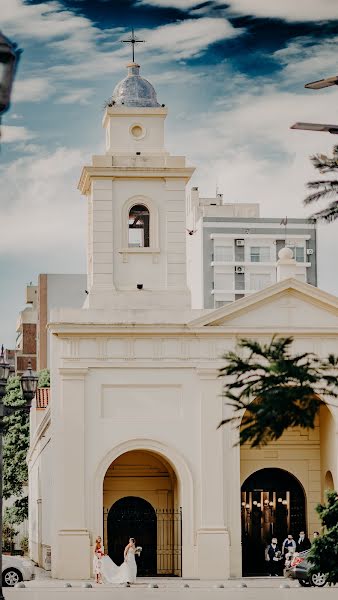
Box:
[2,555,34,587]
[285,550,328,587]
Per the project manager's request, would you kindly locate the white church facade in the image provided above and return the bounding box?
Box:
[27,61,338,580]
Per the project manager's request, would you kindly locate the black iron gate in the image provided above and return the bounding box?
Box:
[104,497,182,577]
[156,508,182,576]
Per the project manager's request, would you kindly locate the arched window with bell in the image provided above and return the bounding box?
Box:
[128,204,150,248]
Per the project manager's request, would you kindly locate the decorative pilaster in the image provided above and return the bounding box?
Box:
[196,369,230,579]
[52,369,90,579]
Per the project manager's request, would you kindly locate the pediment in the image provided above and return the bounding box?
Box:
[188,278,338,330]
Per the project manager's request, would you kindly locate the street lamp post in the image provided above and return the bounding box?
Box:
[290,122,338,134]
[304,75,338,90]
[0,32,20,116]
[290,73,338,134]
[0,349,38,598]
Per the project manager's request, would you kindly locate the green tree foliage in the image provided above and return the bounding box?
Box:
[218,337,338,447]
[38,368,50,388]
[3,376,29,522]
[308,491,338,585]
[305,145,338,222]
[2,508,19,552]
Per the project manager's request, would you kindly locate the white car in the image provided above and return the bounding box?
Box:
[2,555,35,587]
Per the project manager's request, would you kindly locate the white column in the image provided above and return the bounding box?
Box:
[52,368,90,579]
[223,409,242,577]
[196,369,230,579]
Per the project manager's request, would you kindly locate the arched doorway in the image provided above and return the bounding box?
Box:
[241,468,306,576]
[108,496,156,576]
[103,450,182,576]
[325,470,334,491]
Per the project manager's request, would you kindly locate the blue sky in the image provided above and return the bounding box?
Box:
[1,0,338,347]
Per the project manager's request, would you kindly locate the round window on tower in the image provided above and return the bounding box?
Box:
[130,123,145,140]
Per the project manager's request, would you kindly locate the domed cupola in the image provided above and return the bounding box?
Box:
[112,63,160,108]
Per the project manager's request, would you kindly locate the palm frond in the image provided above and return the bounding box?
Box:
[304,181,338,204]
[219,336,338,447]
[310,152,338,173]
[309,200,338,223]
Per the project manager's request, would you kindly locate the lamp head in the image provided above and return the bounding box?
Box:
[0,31,21,115]
[20,360,38,405]
[0,344,10,399]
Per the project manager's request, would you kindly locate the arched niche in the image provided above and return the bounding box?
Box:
[102,449,182,576]
[325,470,334,491]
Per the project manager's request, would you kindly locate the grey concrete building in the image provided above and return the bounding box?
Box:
[186,188,317,309]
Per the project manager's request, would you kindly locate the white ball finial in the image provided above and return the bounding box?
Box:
[278,246,294,261]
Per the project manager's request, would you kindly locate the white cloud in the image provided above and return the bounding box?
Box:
[1,0,98,40]
[180,86,338,203]
[0,147,88,257]
[225,0,338,22]
[12,77,54,103]
[274,36,338,83]
[1,125,35,143]
[57,89,94,105]
[139,0,338,21]
[46,17,242,81]
[140,18,242,60]
[137,0,201,7]
[47,52,125,80]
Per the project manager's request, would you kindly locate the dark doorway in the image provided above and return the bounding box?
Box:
[107,496,157,576]
[241,468,306,576]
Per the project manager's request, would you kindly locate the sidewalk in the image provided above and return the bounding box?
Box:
[4,567,335,599]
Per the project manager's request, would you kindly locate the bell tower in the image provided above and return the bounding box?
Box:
[78,61,194,310]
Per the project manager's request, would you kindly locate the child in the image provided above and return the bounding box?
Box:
[93,536,104,584]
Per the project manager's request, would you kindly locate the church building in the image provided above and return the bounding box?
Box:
[28,59,338,580]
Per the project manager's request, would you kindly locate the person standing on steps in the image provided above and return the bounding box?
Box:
[265,537,282,576]
[282,534,296,569]
[296,531,311,552]
[93,536,105,584]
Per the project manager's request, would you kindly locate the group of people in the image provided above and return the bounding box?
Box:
[265,531,319,576]
[93,536,140,585]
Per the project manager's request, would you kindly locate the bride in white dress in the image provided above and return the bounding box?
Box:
[101,538,138,584]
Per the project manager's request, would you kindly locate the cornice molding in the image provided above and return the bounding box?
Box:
[78,165,195,195]
[49,324,338,336]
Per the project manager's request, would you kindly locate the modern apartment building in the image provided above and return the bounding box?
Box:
[186,187,317,309]
[37,274,87,370]
[15,284,38,374]
[13,276,87,374]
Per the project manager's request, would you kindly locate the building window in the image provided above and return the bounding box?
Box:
[250,246,270,262]
[286,245,305,262]
[214,272,233,290]
[128,204,150,247]
[214,245,233,262]
[250,273,271,291]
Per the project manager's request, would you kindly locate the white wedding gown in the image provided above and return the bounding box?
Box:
[101,548,137,584]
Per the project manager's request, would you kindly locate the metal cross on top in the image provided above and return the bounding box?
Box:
[122,28,145,63]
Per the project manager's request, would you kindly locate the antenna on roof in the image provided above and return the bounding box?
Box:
[216,183,223,203]
[280,216,288,245]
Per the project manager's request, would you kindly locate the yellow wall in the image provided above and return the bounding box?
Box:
[103,450,177,514]
[319,404,337,496]
[240,417,322,534]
